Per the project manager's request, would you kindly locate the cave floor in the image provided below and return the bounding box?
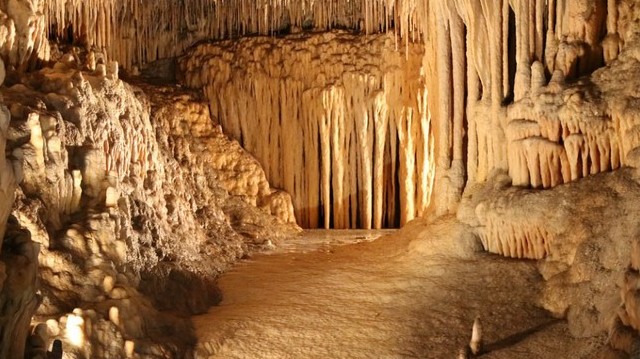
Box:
[193,218,606,358]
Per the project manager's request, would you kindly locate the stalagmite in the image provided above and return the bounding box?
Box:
[469,317,483,355]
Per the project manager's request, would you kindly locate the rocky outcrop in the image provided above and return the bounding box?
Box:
[0,220,39,359]
[457,167,640,351]
[136,81,297,227]
[0,51,298,357]
[0,0,51,71]
[608,239,640,357]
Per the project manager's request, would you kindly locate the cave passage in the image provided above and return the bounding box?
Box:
[192,224,595,358]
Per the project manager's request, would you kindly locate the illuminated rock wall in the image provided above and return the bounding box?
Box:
[180,33,434,229]
[0,0,50,70]
[0,58,40,359]
[2,0,640,353]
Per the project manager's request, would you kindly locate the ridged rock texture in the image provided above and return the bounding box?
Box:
[0,60,40,359]
[441,0,640,261]
[456,168,640,345]
[610,239,640,357]
[0,0,50,71]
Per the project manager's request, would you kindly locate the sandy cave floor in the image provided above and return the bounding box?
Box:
[193,219,606,358]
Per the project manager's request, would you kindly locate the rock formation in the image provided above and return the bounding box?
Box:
[608,239,640,357]
[16,0,638,227]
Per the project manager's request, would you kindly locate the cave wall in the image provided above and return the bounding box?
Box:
[37,0,634,229]
[0,59,40,359]
[425,0,640,252]
[419,0,620,215]
[175,0,631,228]
[0,0,49,71]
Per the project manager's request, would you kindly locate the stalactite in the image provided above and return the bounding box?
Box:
[451,13,466,166]
[414,0,625,210]
[29,0,632,229]
[372,92,389,229]
[416,89,434,218]
[480,211,553,260]
[329,86,348,228]
[435,6,452,171]
[501,0,510,99]
[505,99,639,189]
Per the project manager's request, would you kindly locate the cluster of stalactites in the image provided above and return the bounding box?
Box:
[44,0,424,69]
[0,0,50,70]
[479,214,553,260]
[180,33,433,229]
[506,112,634,189]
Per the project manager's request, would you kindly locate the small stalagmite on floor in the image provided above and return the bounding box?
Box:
[470,316,483,355]
[458,316,483,358]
